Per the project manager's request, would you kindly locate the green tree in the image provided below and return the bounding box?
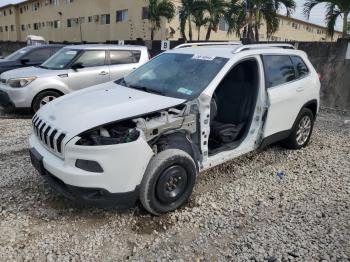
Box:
[202,0,227,40]
[192,4,209,40]
[179,0,201,41]
[303,0,350,38]
[226,0,295,42]
[149,0,176,40]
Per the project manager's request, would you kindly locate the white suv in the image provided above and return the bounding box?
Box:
[29,43,320,215]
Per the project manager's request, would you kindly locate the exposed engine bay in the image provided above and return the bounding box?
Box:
[76,103,198,147]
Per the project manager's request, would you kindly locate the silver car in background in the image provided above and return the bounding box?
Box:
[0,44,150,112]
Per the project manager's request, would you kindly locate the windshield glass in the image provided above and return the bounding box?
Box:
[118,53,228,99]
[40,49,80,69]
[5,47,33,60]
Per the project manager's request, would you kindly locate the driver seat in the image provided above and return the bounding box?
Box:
[210,66,252,144]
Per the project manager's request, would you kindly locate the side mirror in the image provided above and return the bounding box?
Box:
[71,62,84,70]
[20,58,30,65]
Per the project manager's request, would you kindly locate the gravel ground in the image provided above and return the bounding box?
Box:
[0,108,349,261]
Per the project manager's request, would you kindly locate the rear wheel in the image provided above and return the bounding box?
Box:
[32,90,61,112]
[139,149,197,215]
[283,108,314,149]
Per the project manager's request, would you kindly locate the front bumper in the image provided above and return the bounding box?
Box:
[31,148,139,208]
[0,83,32,108]
[29,133,154,207]
[0,89,13,107]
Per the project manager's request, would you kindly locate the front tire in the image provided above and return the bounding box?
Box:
[32,90,61,113]
[283,108,314,149]
[139,149,197,216]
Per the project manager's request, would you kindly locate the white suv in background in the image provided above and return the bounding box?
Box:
[0,44,149,112]
[29,43,320,215]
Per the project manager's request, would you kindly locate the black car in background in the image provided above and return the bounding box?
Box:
[0,45,64,74]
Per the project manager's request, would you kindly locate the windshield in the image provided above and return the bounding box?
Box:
[40,48,80,69]
[5,47,33,60]
[117,53,228,99]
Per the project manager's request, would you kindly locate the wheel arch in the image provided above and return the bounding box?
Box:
[302,99,318,119]
[31,88,65,112]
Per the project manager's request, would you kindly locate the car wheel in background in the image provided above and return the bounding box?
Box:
[32,90,61,112]
[139,149,197,216]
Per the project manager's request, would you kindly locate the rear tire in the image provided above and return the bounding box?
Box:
[139,149,197,216]
[282,108,314,149]
[32,90,61,113]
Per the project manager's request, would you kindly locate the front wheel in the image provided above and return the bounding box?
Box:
[32,90,61,113]
[282,108,314,149]
[139,149,197,215]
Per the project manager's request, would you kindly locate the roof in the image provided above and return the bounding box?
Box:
[277,14,342,34]
[63,44,148,50]
[169,43,304,59]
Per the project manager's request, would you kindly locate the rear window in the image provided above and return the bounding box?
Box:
[263,55,296,88]
[110,50,141,65]
[291,56,309,78]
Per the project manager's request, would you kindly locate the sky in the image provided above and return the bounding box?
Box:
[0,0,344,31]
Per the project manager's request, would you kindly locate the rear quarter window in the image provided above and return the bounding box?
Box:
[263,55,296,88]
[291,56,309,78]
[110,50,141,65]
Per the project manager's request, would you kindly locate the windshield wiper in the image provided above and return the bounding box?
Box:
[37,65,48,69]
[128,84,165,96]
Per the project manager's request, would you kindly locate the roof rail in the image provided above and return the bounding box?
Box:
[174,41,242,49]
[233,43,296,53]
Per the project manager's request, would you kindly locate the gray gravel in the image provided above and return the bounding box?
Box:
[0,108,349,261]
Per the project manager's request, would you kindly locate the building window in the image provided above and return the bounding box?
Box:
[51,0,60,6]
[0,27,3,32]
[20,7,23,13]
[9,9,13,15]
[101,14,110,25]
[32,3,38,11]
[10,25,14,31]
[88,16,93,23]
[218,18,229,31]
[66,0,74,3]
[21,25,25,31]
[142,7,149,19]
[4,10,6,16]
[67,18,78,27]
[5,26,8,32]
[34,23,40,30]
[116,9,128,22]
[54,20,61,28]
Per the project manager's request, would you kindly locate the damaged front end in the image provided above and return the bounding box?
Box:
[76,102,201,162]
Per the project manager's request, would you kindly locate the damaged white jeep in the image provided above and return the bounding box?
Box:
[29,43,320,215]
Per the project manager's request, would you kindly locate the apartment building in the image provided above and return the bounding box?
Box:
[0,0,343,43]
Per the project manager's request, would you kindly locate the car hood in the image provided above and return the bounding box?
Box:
[0,66,64,79]
[35,82,186,140]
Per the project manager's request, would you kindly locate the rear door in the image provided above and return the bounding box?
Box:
[262,54,305,138]
[68,50,110,91]
[108,50,141,80]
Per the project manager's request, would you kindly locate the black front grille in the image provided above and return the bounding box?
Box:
[32,115,66,156]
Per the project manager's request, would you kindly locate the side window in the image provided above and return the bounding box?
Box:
[291,56,309,78]
[263,55,296,88]
[110,50,141,65]
[24,48,51,61]
[75,50,106,67]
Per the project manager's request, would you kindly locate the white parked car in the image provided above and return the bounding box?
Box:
[0,44,149,112]
[29,43,320,215]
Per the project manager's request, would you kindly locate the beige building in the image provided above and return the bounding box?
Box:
[0,0,343,43]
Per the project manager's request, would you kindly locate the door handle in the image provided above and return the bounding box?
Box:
[99,71,108,75]
[296,87,305,92]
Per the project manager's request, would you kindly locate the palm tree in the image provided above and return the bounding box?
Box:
[148,0,176,40]
[226,0,295,42]
[179,0,201,41]
[202,0,227,40]
[192,4,209,40]
[303,0,350,38]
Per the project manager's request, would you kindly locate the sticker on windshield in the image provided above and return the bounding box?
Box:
[192,54,215,61]
[65,51,78,55]
[177,87,193,95]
